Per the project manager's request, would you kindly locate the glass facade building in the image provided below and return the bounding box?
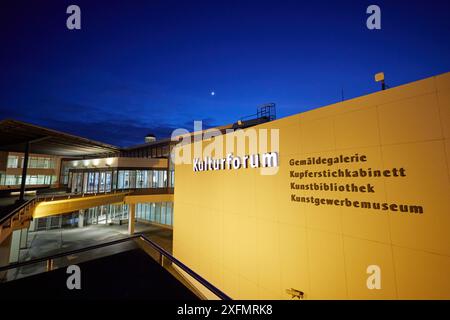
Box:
[68,169,169,194]
[33,202,174,230]
[84,204,130,225]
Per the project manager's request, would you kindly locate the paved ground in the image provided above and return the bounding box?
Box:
[4,222,173,282]
[23,222,172,258]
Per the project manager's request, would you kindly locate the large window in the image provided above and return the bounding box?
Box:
[152,170,167,188]
[60,164,70,184]
[123,171,130,188]
[7,156,19,168]
[117,170,124,189]
[6,155,56,169]
[87,172,95,193]
[0,174,55,186]
[136,202,173,227]
[105,172,112,192]
[30,156,55,168]
[71,172,83,193]
[4,175,21,185]
[19,156,55,169]
[136,170,148,188]
[117,169,167,189]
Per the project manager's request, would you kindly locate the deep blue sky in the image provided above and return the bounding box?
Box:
[0,0,449,147]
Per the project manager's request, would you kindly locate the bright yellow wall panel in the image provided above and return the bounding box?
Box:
[300,117,335,154]
[334,107,381,149]
[173,72,450,300]
[393,246,450,299]
[445,139,450,178]
[437,90,450,139]
[279,223,310,299]
[378,93,442,145]
[307,230,348,299]
[236,215,258,284]
[436,71,450,92]
[256,219,281,295]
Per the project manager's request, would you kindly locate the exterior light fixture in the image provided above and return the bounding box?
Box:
[105,158,114,166]
[375,72,386,90]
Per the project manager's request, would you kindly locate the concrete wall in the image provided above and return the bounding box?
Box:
[173,72,450,299]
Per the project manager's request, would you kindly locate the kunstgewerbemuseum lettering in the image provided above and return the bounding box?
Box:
[289,153,424,214]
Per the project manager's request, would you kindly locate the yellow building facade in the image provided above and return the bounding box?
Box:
[173,72,450,299]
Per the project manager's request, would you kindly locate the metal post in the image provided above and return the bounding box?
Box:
[128,203,135,235]
[19,141,30,202]
[46,259,53,271]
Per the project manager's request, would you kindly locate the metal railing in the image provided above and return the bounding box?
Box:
[0,197,35,225]
[35,187,173,202]
[35,189,131,202]
[0,197,36,243]
[0,187,174,244]
[0,233,231,300]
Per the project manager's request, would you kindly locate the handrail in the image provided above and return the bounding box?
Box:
[36,190,131,202]
[0,197,36,225]
[0,233,232,300]
[0,234,140,271]
[34,188,172,202]
[139,235,232,300]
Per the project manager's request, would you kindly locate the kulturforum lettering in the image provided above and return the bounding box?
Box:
[193,152,278,172]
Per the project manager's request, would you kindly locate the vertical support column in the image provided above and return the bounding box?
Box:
[111,169,115,192]
[29,217,36,232]
[9,230,22,263]
[19,141,30,202]
[128,203,135,235]
[78,210,84,228]
[19,228,28,249]
[81,171,85,194]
